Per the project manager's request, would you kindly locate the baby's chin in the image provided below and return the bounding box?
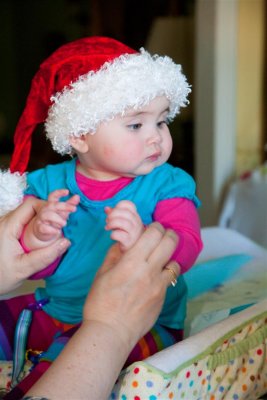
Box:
[127,160,168,177]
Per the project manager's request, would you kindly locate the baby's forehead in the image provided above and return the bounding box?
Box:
[120,96,170,118]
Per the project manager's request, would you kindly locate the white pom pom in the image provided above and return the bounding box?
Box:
[0,170,27,217]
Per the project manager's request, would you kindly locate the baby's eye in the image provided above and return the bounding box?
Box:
[157,120,168,128]
[128,123,142,131]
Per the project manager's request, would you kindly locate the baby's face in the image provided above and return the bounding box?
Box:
[79,96,173,180]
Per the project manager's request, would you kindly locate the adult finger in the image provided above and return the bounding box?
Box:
[19,237,70,277]
[98,243,122,274]
[147,228,178,269]
[125,222,166,261]
[8,198,42,237]
[162,261,181,288]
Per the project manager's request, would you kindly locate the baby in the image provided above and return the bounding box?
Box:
[22,96,175,253]
[0,36,202,394]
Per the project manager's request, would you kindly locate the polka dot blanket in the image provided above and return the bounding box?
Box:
[110,308,267,400]
[1,305,266,399]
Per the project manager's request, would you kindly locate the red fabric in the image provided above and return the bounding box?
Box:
[10,37,137,174]
[0,294,77,399]
[0,294,62,359]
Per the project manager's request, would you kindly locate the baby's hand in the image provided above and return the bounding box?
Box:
[24,189,80,250]
[105,200,144,251]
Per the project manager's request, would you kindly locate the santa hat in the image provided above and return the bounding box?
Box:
[0,36,191,216]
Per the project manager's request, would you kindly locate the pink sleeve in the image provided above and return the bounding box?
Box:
[153,198,203,274]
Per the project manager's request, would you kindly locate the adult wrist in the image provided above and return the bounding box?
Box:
[81,318,135,357]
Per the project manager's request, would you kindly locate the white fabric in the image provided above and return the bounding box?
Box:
[46,49,191,155]
[219,164,267,248]
[198,226,267,262]
[0,170,27,217]
[146,300,267,373]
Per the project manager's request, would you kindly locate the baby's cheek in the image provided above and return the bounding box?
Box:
[103,141,142,165]
[124,142,144,158]
[162,137,173,160]
[165,133,173,152]
[103,146,115,157]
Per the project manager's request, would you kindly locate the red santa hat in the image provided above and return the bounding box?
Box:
[0,36,191,216]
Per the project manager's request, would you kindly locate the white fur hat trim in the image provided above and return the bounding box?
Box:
[0,170,27,217]
[45,49,191,155]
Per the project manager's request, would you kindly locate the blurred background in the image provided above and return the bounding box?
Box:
[0,0,266,227]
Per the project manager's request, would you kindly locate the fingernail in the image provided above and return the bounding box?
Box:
[167,229,178,242]
[152,222,164,232]
[58,238,70,250]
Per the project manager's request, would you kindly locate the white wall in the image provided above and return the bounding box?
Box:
[195,0,238,226]
[236,0,265,175]
[146,1,264,227]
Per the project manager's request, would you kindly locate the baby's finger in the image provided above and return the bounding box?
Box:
[36,221,63,236]
[114,200,137,212]
[106,208,139,228]
[110,230,132,251]
[50,201,78,214]
[66,194,80,206]
[107,207,136,219]
[47,189,69,203]
[105,216,134,233]
[104,206,112,215]
[38,211,68,229]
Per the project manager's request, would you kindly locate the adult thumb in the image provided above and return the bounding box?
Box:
[21,238,70,277]
[98,243,122,274]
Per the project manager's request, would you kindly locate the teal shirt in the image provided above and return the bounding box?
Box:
[25,158,200,328]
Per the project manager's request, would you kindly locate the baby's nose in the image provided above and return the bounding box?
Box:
[147,129,162,144]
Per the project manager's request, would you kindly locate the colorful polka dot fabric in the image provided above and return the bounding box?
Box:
[0,360,32,397]
[110,311,267,399]
[1,310,267,399]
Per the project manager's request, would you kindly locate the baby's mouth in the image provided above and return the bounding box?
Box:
[147,152,161,161]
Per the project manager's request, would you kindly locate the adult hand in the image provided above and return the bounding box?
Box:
[26,222,179,400]
[84,222,180,350]
[0,197,70,295]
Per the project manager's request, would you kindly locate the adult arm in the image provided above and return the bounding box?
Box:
[0,197,70,295]
[25,223,179,400]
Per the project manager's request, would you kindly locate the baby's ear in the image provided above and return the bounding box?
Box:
[69,135,89,153]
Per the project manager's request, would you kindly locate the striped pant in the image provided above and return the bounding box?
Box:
[0,294,183,399]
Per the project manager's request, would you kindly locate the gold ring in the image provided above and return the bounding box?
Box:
[165,266,178,287]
